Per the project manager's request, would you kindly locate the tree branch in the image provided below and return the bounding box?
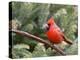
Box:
[10,29,66,55]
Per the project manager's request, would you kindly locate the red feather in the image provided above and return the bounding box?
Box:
[46,17,73,44]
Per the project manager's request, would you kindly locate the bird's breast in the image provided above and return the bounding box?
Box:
[46,26,63,44]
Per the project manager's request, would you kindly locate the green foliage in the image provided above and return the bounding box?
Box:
[53,6,78,40]
[65,39,78,55]
[12,44,32,59]
[46,48,55,56]
[32,43,47,57]
[10,2,78,58]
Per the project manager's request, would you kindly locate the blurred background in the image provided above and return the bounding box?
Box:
[9,2,78,59]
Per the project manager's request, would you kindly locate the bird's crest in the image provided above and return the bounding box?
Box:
[47,16,55,25]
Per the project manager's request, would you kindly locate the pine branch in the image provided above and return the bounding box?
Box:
[10,29,66,55]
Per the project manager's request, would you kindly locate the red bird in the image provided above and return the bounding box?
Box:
[43,16,73,45]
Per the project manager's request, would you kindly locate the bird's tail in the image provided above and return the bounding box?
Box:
[63,35,73,45]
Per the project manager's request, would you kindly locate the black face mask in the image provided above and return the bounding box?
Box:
[47,23,51,31]
[42,22,52,32]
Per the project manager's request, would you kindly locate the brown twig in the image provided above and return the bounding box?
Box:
[10,29,66,55]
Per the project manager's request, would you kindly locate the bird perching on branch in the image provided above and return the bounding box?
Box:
[42,16,73,45]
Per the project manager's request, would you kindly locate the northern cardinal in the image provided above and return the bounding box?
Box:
[42,16,73,45]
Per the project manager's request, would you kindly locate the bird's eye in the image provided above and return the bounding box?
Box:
[48,23,50,26]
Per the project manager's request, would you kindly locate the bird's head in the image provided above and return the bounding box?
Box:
[42,16,55,32]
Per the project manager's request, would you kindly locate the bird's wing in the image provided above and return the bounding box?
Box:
[53,23,62,33]
[53,23,73,45]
